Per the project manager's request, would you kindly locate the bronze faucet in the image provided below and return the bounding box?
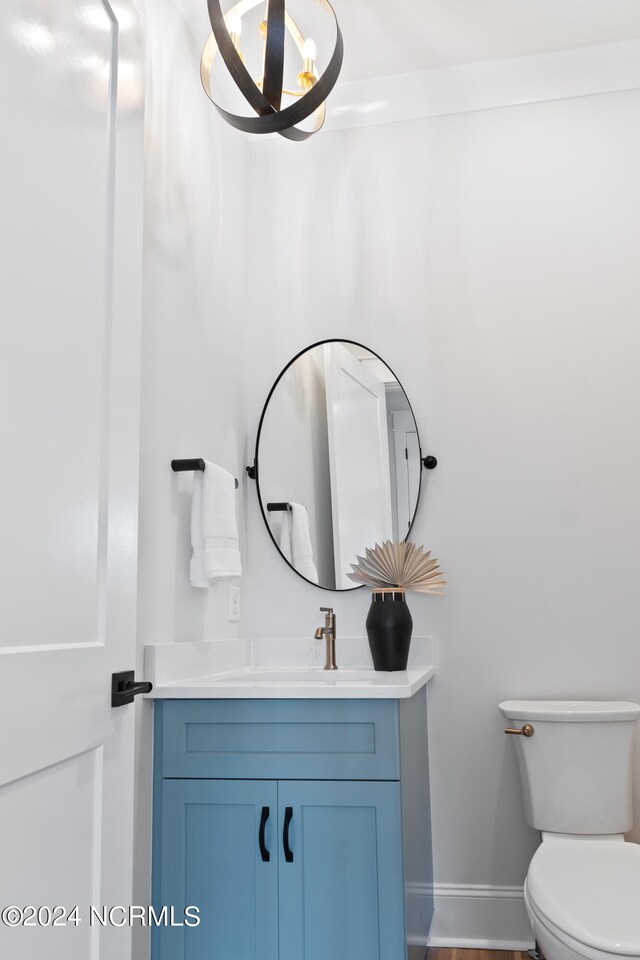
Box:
[314,607,337,671]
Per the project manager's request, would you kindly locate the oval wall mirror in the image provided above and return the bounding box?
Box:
[253,340,425,590]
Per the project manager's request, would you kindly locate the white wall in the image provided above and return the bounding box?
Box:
[243,86,640,942]
[136,0,248,649]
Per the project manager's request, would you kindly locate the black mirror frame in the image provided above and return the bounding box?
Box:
[249,338,426,592]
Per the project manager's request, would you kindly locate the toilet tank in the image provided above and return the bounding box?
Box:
[499,700,640,834]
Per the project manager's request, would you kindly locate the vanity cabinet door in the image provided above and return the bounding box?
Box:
[278,780,406,960]
[155,779,279,960]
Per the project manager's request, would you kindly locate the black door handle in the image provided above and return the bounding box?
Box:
[111,671,153,708]
[259,806,270,862]
[283,806,294,863]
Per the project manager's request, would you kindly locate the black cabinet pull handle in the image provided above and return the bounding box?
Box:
[259,806,270,862]
[283,806,294,862]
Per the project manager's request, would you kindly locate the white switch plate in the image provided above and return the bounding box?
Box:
[228,585,240,622]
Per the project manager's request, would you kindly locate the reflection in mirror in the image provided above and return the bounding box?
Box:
[256,341,422,590]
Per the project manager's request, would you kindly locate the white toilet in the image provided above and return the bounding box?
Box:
[499,700,640,960]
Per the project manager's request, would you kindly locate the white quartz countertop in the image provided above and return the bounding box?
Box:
[147,665,434,700]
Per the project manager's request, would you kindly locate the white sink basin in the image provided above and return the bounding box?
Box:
[222,668,375,684]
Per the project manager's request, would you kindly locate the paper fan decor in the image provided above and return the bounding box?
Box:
[347,540,446,595]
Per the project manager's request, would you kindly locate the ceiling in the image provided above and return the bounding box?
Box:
[333,0,640,82]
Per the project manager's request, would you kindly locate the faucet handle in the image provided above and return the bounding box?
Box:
[319,607,334,614]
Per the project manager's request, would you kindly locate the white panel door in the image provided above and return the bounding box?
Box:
[325,344,393,588]
[0,3,144,958]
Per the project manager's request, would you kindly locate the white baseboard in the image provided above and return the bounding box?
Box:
[407,882,535,951]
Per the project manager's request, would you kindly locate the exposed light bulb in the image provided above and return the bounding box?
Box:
[297,35,318,91]
[225,11,243,38]
[302,38,316,62]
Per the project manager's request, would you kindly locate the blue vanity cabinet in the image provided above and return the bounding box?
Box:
[153,697,433,960]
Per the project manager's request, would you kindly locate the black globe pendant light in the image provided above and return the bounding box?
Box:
[201,0,343,141]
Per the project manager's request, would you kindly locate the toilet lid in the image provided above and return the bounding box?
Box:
[528,840,640,956]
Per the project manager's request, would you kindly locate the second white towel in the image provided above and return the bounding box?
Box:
[278,502,318,584]
[190,461,242,588]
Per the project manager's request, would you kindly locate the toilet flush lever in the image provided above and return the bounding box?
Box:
[504,724,535,737]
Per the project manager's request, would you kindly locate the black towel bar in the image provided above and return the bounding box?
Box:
[171,459,239,489]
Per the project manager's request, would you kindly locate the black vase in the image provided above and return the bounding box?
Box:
[366,590,413,671]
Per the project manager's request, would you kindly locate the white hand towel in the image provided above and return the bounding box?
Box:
[189,472,209,588]
[190,461,242,587]
[278,511,293,564]
[278,502,318,583]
